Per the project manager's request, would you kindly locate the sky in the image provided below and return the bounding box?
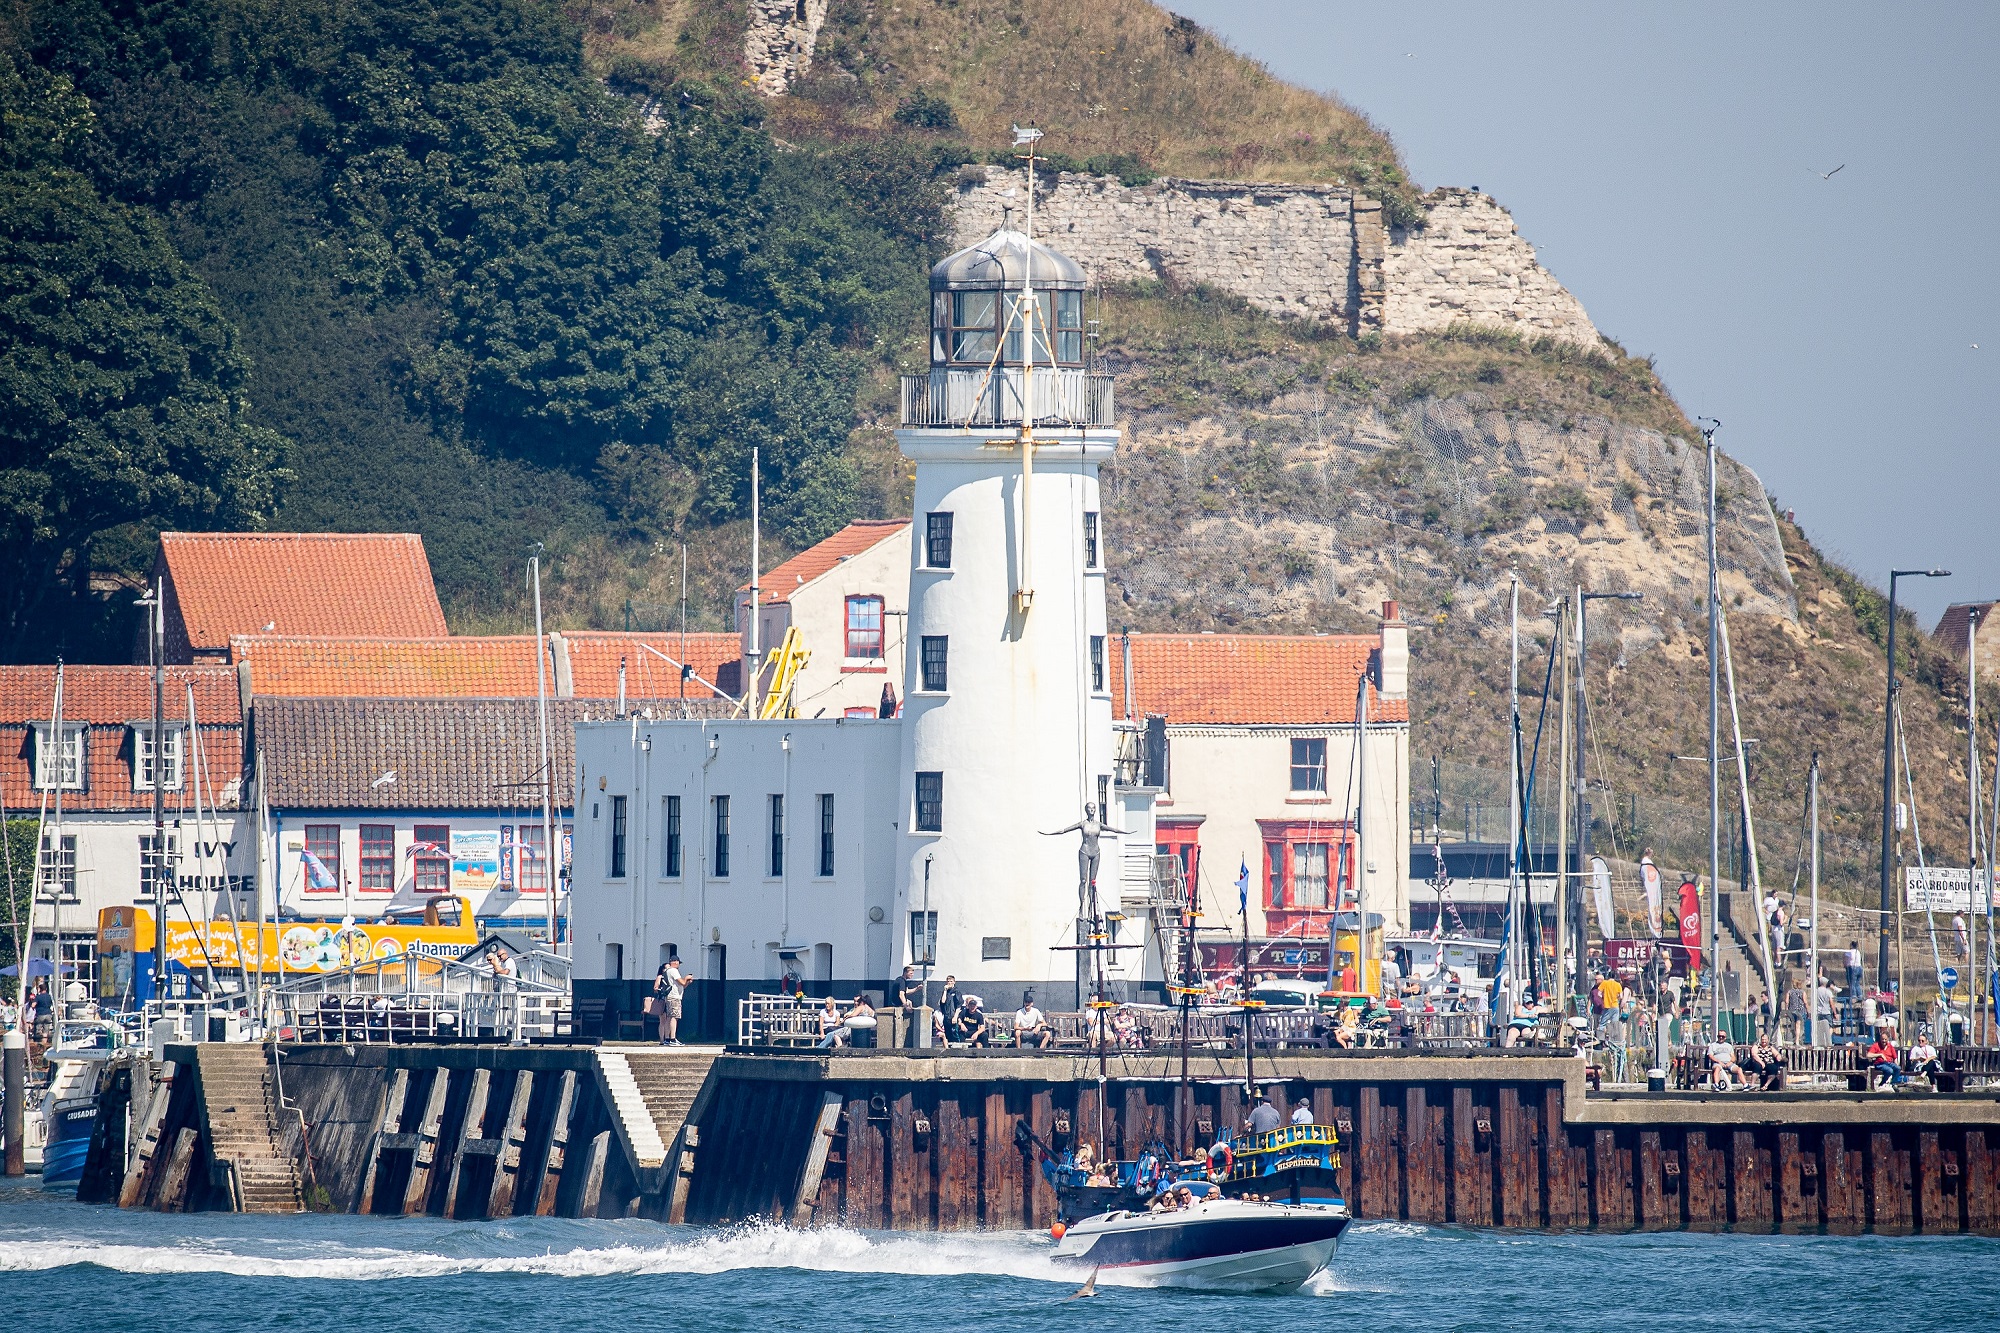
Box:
[1169,1,1998,628]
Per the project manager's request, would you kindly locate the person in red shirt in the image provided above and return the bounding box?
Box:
[1866,1031,1901,1089]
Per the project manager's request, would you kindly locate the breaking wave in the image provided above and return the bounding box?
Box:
[0,1220,1077,1285]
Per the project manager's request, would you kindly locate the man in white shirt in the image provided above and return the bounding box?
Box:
[1812,976,1837,1047]
[1290,1100,1314,1126]
[1706,1036,1743,1091]
[1013,991,1051,1049]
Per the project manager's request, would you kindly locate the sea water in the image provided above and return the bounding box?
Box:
[3,1182,1996,1332]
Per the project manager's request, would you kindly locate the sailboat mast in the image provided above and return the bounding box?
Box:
[531,551,557,950]
[1704,423,1722,1039]
[1809,753,1820,1044]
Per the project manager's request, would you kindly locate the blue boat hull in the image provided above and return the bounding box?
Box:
[41,1102,98,1188]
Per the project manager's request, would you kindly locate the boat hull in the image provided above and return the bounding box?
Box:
[41,1100,98,1187]
[1054,1201,1348,1291]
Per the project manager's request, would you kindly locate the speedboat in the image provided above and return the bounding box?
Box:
[1052,1186,1349,1291]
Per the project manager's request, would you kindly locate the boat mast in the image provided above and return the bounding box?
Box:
[531,548,558,950]
[1808,752,1820,1044]
[1702,421,1721,1040]
[1508,573,1521,1006]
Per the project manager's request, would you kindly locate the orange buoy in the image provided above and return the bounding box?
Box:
[1050,1221,1067,1240]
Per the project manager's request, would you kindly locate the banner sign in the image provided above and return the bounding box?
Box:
[450,830,502,895]
[1905,867,1995,912]
[1604,937,1693,979]
[1199,941,1331,976]
[1676,879,1704,973]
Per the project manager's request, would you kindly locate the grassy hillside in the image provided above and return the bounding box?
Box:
[578,0,1419,218]
[1091,278,1981,910]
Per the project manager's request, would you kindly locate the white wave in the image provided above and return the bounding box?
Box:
[0,1222,1074,1286]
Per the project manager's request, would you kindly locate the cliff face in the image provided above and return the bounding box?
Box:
[950,171,1601,346]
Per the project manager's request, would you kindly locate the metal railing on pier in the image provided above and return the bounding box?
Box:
[270,951,572,1044]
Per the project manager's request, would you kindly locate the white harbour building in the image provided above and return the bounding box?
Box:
[571,227,1409,1038]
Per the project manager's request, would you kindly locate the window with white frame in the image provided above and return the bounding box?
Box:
[39,833,77,900]
[1289,737,1328,794]
[139,832,179,901]
[33,723,84,791]
[133,723,184,791]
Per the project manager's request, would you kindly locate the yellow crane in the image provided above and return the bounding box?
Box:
[735,624,812,719]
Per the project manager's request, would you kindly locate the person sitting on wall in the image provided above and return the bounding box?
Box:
[1706,1035,1745,1091]
[1013,991,1051,1049]
[1867,1030,1901,1089]
[956,995,990,1047]
[1907,1031,1943,1084]
[812,995,846,1049]
[1744,1034,1788,1091]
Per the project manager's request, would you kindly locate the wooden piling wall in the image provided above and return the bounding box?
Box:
[89,1045,2000,1234]
[682,1050,2000,1236]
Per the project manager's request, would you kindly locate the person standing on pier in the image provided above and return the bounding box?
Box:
[655,956,686,1046]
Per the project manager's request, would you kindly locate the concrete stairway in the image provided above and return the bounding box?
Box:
[591,1049,718,1192]
[195,1045,303,1213]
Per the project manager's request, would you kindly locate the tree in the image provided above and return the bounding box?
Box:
[0,58,286,660]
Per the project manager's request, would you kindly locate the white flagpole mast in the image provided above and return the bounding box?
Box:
[531,547,557,951]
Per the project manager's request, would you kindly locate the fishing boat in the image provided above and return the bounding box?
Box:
[37,1017,124,1188]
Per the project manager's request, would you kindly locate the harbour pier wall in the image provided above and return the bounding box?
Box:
[83,1045,2000,1234]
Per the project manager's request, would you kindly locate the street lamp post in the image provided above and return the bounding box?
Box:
[1576,588,1643,996]
[1879,567,1950,991]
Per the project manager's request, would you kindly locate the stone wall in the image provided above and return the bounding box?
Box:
[744,0,830,96]
[950,168,1600,346]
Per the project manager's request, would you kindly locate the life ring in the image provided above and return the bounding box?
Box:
[1207,1142,1234,1176]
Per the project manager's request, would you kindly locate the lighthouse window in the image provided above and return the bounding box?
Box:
[920,635,949,692]
[608,797,627,878]
[950,290,998,362]
[1082,511,1099,568]
[1056,289,1083,362]
[768,794,784,877]
[845,595,885,660]
[818,794,836,876]
[1089,635,1105,691]
[915,772,944,832]
[1003,291,1054,364]
[926,511,954,568]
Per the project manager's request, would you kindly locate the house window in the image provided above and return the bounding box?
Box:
[845,595,885,660]
[769,794,785,877]
[843,707,876,719]
[520,823,550,892]
[949,289,998,363]
[133,724,183,791]
[926,512,954,568]
[360,825,396,892]
[1290,738,1328,794]
[1089,635,1105,691]
[1082,512,1099,569]
[713,795,731,877]
[818,794,835,876]
[914,772,943,832]
[33,724,84,791]
[1291,843,1331,908]
[609,795,628,878]
[662,796,682,877]
[39,833,77,900]
[413,824,450,894]
[1155,821,1202,893]
[1265,841,1284,906]
[303,825,341,892]
[920,635,949,692]
[910,911,938,966]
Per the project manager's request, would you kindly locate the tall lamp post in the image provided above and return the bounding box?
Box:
[1879,567,1950,991]
[1576,588,1643,995]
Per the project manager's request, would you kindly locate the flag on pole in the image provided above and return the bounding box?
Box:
[1236,859,1250,915]
[302,850,337,890]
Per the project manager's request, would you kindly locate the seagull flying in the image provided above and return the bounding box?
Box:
[372,769,397,788]
[1814,164,1845,180]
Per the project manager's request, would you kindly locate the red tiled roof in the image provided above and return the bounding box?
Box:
[746,520,909,605]
[1107,634,1406,726]
[0,665,243,811]
[561,633,741,698]
[231,633,741,700]
[159,532,449,656]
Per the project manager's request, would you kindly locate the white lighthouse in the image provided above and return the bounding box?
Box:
[890,222,1136,1003]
